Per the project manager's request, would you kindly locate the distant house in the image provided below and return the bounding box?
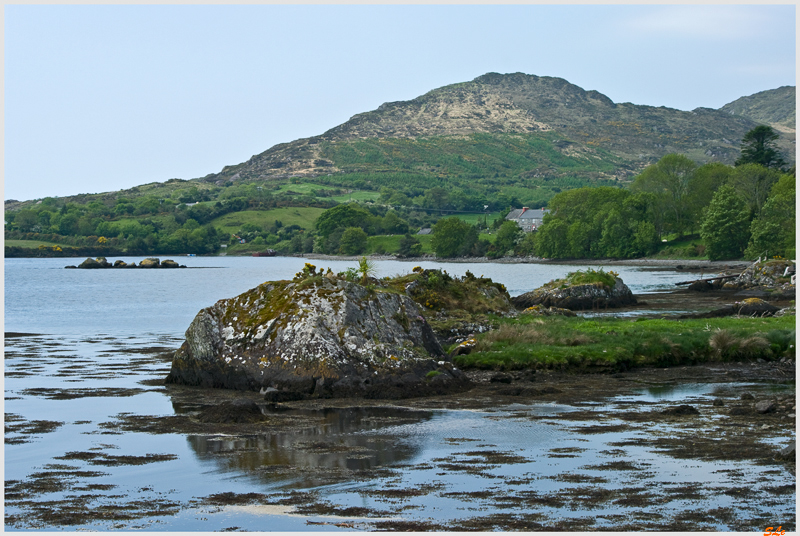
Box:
[505,207,549,232]
[417,228,432,235]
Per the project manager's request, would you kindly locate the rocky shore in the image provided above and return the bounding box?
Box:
[295,252,751,271]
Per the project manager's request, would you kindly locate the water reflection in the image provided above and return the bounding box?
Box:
[184,406,432,481]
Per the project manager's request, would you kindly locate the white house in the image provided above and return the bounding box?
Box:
[505,207,549,232]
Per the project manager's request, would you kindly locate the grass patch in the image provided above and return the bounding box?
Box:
[454,315,796,371]
[564,268,618,287]
[4,239,67,249]
[653,234,709,259]
[210,208,327,234]
[449,212,501,226]
[366,234,433,255]
[329,191,380,203]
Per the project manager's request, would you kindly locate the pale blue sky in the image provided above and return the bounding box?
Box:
[4,4,796,201]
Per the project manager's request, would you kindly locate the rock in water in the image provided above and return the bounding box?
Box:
[166,276,469,399]
[512,270,636,311]
[139,258,160,268]
[77,257,111,269]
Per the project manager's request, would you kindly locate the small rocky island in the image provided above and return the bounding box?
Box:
[511,268,636,310]
[66,257,186,269]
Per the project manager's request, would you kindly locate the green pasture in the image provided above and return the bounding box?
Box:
[5,239,67,249]
[210,207,327,233]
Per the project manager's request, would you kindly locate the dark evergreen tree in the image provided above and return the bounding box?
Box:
[735,125,786,169]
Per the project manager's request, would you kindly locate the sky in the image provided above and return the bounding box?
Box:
[4,4,796,202]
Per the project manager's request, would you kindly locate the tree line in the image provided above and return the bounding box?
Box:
[530,126,794,260]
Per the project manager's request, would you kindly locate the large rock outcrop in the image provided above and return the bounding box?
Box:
[725,259,795,289]
[166,269,469,399]
[511,270,636,311]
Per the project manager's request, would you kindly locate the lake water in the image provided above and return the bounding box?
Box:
[4,256,795,531]
[5,256,693,336]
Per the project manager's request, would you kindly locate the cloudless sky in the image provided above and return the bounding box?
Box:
[4,4,796,201]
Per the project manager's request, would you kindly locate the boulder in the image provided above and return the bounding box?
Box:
[755,400,777,414]
[113,260,128,268]
[166,275,470,399]
[680,298,780,319]
[778,442,795,460]
[512,271,636,311]
[661,404,699,416]
[735,298,780,316]
[139,258,160,268]
[161,259,181,268]
[688,280,714,292]
[730,259,795,288]
[77,257,111,269]
[449,337,478,357]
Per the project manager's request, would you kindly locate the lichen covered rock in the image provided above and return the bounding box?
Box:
[139,258,161,268]
[512,269,636,311]
[166,274,469,399]
[726,259,795,289]
[77,257,111,269]
[521,305,577,317]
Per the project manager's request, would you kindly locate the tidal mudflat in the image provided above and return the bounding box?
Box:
[5,333,795,531]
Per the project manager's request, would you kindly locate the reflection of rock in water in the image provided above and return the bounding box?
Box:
[184,407,431,480]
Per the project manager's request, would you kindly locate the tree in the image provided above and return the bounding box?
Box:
[735,125,786,169]
[494,221,522,256]
[745,173,796,259]
[381,210,409,234]
[397,234,422,257]
[631,154,697,237]
[338,227,368,255]
[13,209,38,231]
[727,163,781,216]
[315,203,374,238]
[533,218,570,258]
[700,185,751,260]
[431,217,474,258]
[686,162,731,231]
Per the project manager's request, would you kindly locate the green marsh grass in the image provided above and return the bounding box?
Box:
[454,315,795,371]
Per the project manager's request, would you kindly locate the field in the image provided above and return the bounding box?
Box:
[329,190,380,203]
[5,239,68,249]
[366,234,433,255]
[210,207,327,233]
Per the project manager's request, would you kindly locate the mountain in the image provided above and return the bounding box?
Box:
[719,86,796,131]
[205,73,794,186]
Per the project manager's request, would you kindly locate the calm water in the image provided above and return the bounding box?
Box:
[5,256,690,336]
[4,256,795,531]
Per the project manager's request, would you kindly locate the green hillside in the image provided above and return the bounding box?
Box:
[5,72,795,260]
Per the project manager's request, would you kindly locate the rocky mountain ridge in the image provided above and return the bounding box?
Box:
[209,72,794,184]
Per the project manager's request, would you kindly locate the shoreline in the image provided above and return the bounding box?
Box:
[289,253,751,271]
